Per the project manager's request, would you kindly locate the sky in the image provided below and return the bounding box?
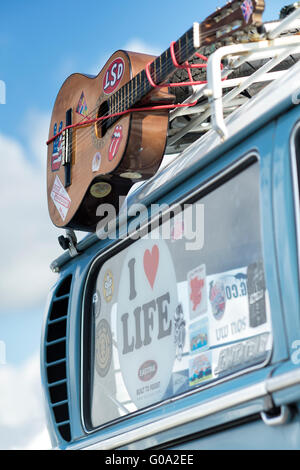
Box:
[0,0,291,450]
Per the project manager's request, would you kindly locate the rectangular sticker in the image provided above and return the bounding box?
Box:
[189,351,212,387]
[50,175,71,221]
[187,264,207,320]
[189,317,209,355]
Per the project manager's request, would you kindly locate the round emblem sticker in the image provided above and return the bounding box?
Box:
[103,57,125,95]
[209,279,226,320]
[95,319,112,377]
[116,239,178,409]
[90,182,112,198]
[103,269,114,302]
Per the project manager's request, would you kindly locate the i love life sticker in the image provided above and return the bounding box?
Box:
[116,239,178,408]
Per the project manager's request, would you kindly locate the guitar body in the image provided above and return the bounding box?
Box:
[47,0,266,233]
[47,50,171,231]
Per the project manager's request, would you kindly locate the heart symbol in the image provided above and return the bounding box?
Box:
[143,245,159,289]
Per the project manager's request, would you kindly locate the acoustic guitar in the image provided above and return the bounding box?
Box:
[47,0,265,232]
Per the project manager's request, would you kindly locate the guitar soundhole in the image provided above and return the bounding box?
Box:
[96,100,109,138]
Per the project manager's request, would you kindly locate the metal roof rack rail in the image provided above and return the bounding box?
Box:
[165,7,300,152]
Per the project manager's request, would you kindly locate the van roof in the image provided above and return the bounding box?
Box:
[50,58,300,272]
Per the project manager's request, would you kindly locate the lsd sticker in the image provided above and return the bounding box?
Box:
[50,175,71,221]
[188,264,207,320]
[103,57,125,95]
[76,91,88,117]
[108,125,123,161]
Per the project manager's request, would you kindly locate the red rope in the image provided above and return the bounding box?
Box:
[145,45,209,89]
[46,101,198,145]
[47,45,225,147]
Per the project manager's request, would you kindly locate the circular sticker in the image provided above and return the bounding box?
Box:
[116,239,178,408]
[120,172,142,180]
[209,279,226,320]
[103,57,125,95]
[95,319,112,377]
[103,269,114,302]
[90,182,112,198]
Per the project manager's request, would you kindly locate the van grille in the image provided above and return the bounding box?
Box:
[45,275,72,442]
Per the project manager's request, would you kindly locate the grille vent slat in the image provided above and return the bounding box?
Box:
[45,275,72,442]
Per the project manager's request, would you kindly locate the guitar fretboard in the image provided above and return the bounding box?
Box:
[106,26,197,128]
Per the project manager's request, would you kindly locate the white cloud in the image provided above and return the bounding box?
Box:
[90,37,162,75]
[0,111,62,312]
[0,354,51,449]
[122,38,161,57]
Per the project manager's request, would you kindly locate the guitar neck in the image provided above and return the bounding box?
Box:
[106,0,266,125]
[108,26,197,121]
[134,26,197,102]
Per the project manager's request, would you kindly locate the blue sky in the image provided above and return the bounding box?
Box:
[0,0,286,143]
[0,0,291,450]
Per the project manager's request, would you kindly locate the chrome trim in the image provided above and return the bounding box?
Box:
[80,368,300,450]
[290,124,300,284]
[80,151,273,437]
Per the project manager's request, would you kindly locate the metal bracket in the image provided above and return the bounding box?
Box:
[261,405,291,427]
[58,229,79,258]
[166,8,300,152]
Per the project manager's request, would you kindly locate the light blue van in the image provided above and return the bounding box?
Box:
[41,15,300,450]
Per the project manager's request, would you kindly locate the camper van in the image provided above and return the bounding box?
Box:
[41,6,300,450]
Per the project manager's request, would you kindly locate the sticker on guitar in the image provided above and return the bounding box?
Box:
[103,57,125,94]
[76,91,88,117]
[108,125,123,161]
[50,175,71,221]
[51,121,63,171]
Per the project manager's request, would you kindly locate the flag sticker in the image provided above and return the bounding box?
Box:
[241,0,253,24]
[76,91,88,117]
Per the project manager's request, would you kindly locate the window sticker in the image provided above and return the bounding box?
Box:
[87,162,273,429]
[187,264,207,320]
[116,239,178,408]
[189,317,209,355]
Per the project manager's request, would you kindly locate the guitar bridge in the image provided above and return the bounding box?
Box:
[62,108,73,187]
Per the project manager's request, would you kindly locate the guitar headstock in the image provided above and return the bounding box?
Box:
[200,0,265,46]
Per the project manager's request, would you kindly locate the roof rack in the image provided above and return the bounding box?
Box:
[165,7,300,153]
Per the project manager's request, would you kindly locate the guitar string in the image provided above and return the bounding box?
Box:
[77,3,260,131]
[53,19,250,154]
[70,22,233,129]
[58,36,215,154]
[52,19,247,153]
